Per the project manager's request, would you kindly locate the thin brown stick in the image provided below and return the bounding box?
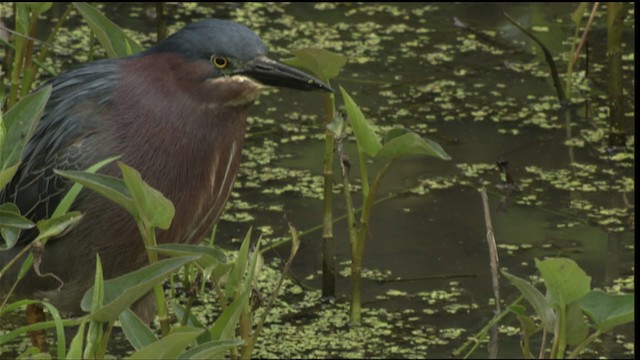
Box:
[480,188,500,358]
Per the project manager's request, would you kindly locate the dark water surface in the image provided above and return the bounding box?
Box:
[1,2,634,358]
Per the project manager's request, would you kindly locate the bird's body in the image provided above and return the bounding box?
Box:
[0,19,330,318]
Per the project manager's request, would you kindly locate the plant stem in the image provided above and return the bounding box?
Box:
[567,330,602,359]
[452,296,523,358]
[607,2,626,146]
[321,89,336,298]
[350,160,394,325]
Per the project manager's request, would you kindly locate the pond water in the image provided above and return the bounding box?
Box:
[1,2,635,358]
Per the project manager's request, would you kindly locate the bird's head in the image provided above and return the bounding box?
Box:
[144,19,332,107]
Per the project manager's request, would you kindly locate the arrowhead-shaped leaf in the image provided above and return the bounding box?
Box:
[578,290,634,332]
[81,256,198,321]
[1,85,51,172]
[283,48,346,81]
[119,308,158,350]
[340,86,382,157]
[119,162,175,230]
[376,129,451,160]
[503,269,555,332]
[127,326,203,360]
[55,169,134,215]
[73,2,142,58]
[536,258,591,307]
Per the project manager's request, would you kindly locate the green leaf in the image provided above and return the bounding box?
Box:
[55,169,134,215]
[119,162,175,230]
[566,302,589,346]
[73,2,142,58]
[578,290,635,332]
[66,321,86,359]
[148,243,227,270]
[34,211,83,242]
[127,326,203,360]
[376,129,451,160]
[178,339,243,360]
[0,163,19,191]
[89,255,104,312]
[210,290,249,341]
[52,155,121,218]
[0,203,34,250]
[339,86,382,157]
[283,48,346,81]
[225,228,252,299]
[502,269,556,332]
[571,3,589,25]
[81,256,199,322]
[24,2,52,15]
[536,258,591,307]
[119,308,158,350]
[1,85,51,172]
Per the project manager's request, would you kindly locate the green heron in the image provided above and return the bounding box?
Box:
[0,19,331,320]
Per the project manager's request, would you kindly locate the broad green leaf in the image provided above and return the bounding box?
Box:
[340,86,382,157]
[81,256,198,322]
[55,169,134,215]
[578,290,634,332]
[148,243,226,270]
[566,302,589,346]
[503,269,555,332]
[376,130,451,160]
[52,155,121,218]
[283,48,346,81]
[536,258,591,307]
[571,3,589,25]
[35,211,83,242]
[66,321,86,359]
[178,339,243,360]
[119,162,174,230]
[119,308,158,350]
[210,290,249,340]
[1,85,51,171]
[73,2,142,58]
[0,203,34,250]
[225,228,252,299]
[127,326,203,360]
[383,127,409,144]
[0,163,19,191]
[24,2,52,15]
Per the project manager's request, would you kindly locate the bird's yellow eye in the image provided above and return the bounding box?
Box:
[211,55,229,69]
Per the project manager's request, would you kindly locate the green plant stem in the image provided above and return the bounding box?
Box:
[358,150,369,199]
[555,305,568,359]
[238,303,252,358]
[321,89,336,298]
[338,148,360,324]
[349,160,394,325]
[7,6,28,108]
[567,330,602,359]
[138,221,170,336]
[607,2,626,146]
[452,296,523,358]
[242,222,300,358]
[18,15,39,97]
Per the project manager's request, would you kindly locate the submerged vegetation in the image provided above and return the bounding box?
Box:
[0,2,635,359]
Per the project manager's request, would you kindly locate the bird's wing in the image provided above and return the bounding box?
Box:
[1,59,119,245]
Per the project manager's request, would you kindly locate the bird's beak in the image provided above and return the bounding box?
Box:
[240,56,334,93]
